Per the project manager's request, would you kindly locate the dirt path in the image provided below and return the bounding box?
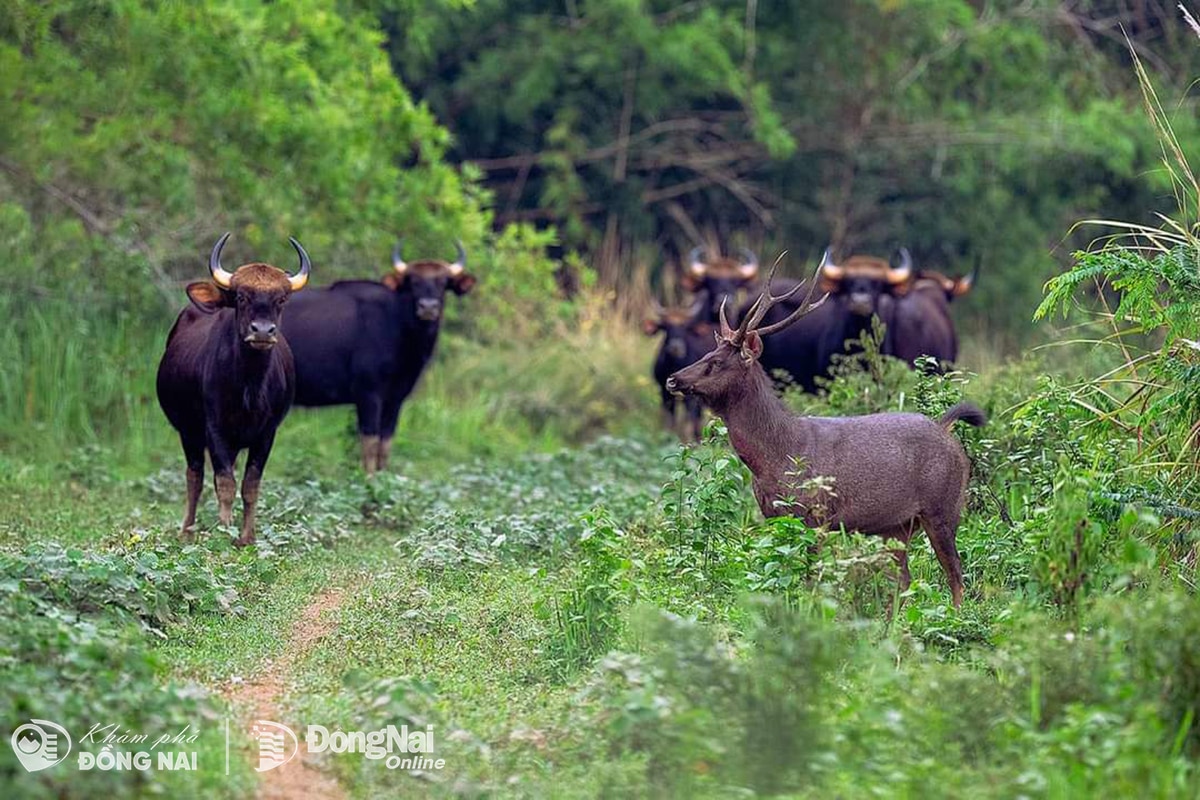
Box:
[223,587,348,800]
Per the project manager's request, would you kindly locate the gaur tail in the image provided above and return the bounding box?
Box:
[939,402,987,429]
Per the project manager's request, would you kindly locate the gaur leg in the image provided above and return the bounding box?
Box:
[355,393,384,475]
[659,390,677,437]
[920,511,965,609]
[235,431,276,548]
[684,398,704,442]
[207,429,238,528]
[377,391,408,473]
[180,431,205,540]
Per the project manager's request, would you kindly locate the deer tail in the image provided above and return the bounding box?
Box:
[939,402,986,429]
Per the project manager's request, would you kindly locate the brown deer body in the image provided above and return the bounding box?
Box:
[666,253,984,607]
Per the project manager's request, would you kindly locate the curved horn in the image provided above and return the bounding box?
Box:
[818,246,843,282]
[447,239,466,276]
[888,247,913,285]
[737,247,759,279]
[688,246,706,276]
[392,240,408,274]
[956,254,981,295]
[208,232,234,289]
[287,237,311,291]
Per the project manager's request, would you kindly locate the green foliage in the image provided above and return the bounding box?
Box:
[577,601,843,795]
[0,0,481,259]
[462,223,586,342]
[659,421,755,589]
[398,436,669,569]
[543,507,638,677]
[0,590,248,799]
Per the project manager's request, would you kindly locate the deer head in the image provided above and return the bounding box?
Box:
[665,252,829,407]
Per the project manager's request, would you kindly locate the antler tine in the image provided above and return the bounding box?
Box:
[754,290,829,338]
[718,296,736,338]
[730,292,764,345]
[754,253,832,338]
[741,251,791,333]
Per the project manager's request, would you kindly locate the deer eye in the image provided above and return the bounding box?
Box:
[703,363,714,376]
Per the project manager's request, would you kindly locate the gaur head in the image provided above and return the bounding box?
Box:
[680,246,759,322]
[668,253,830,406]
[818,247,912,317]
[383,240,477,323]
[186,232,311,350]
[642,298,708,360]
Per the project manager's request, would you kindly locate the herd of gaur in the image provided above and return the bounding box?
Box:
[157,236,983,607]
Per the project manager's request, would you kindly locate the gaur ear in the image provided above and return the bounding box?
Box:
[680,272,702,292]
[450,272,477,296]
[952,277,973,297]
[186,281,229,313]
[741,330,763,362]
[642,318,661,336]
[382,273,408,291]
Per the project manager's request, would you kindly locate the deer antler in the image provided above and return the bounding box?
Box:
[718,251,830,346]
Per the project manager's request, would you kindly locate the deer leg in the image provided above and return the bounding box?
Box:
[921,513,964,610]
[877,524,915,617]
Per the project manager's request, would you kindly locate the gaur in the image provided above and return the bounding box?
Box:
[281,240,476,474]
[643,297,713,441]
[156,233,311,546]
[888,260,978,367]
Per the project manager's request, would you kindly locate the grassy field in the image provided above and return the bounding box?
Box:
[4,270,1200,799]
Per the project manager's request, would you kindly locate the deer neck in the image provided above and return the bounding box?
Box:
[715,366,799,480]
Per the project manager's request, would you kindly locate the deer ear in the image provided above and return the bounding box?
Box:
[642,318,660,336]
[186,281,229,313]
[742,330,763,362]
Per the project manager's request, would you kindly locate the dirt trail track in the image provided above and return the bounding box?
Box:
[223,587,348,800]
